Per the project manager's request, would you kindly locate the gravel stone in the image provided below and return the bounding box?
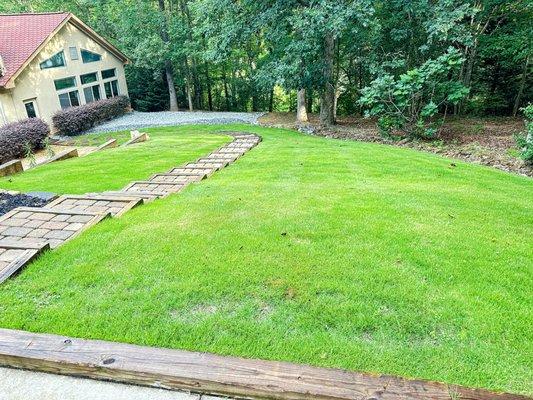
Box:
[0,193,49,217]
[81,111,265,134]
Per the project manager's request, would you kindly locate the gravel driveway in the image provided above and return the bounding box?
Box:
[86,111,264,133]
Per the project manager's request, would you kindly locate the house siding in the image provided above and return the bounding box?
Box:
[1,21,128,126]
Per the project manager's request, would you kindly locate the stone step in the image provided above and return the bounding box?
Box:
[0,240,49,284]
[214,149,246,155]
[122,181,186,195]
[167,167,215,177]
[195,158,230,167]
[89,191,162,202]
[0,207,109,249]
[148,173,203,184]
[47,195,143,217]
[184,162,223,171]
[206,152,240,161]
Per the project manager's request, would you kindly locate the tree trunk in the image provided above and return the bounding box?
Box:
[296,88,308,123]
[222,65,231,111]
[268,86,274,112]
[513,54,530,116]
[320,33,335,126]
[165,62,179,111]
[186,80,194,111]
[158,0,179,111]
[205,62,213,111]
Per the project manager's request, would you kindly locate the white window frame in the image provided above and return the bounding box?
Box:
[79,71,102,104]
[69,46,79,61]
[23,98,39,118]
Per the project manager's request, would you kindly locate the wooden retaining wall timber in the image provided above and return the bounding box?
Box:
[0,329,528,400]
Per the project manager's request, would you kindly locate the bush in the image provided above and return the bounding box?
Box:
[515,104,533,164]
[0,118,49,164]
[52,95,130,136]
[358,47,469,139]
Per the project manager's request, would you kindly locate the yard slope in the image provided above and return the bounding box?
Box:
[0,124,531,395]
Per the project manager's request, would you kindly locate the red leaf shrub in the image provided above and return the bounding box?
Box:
[0,118,49,164]
[52,96,130,136]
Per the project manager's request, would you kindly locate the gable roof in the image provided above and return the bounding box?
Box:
[0,12,129,89]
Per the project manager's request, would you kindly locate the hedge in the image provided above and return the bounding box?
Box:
[0,118,49,165]
[52,95,130,136]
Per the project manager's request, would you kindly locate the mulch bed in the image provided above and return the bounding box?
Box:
[259,113,532,177]
[0,193,49,217]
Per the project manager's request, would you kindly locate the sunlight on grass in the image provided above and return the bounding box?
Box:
[0,124,531,394]
[0,127,231,194]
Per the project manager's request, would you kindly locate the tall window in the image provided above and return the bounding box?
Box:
[81,49,102,63]
[58,91,80,109]
[40,51,66,70]
[24,100,38,118]
[104,80,119,98]
[84,85,101,103]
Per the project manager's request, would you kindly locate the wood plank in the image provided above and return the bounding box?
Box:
[0,243,49,284]
[0,329,527,400]
[36,149,79,167]
[95,139,118,151]
[122,133,149,146]
[0,159,24,177]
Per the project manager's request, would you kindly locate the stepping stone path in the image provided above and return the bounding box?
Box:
[0,132,261,284]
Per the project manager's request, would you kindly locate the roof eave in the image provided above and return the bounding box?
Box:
[2,13,71,89]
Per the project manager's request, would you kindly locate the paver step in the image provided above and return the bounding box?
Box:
[90,191,162,202]
[206,153,240,161]
[214,149,246,155]
[47,195,142,217]
[122,181,186,195]
[167,167,215,177]
[148,173,203,184]
[195,158,230,167]
[0,240,49,284]
[184,162,223,171]
[0,207,109,249]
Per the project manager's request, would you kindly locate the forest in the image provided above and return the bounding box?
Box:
[1,0,531,134]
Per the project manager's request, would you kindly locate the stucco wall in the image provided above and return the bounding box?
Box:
[0,21,128,126]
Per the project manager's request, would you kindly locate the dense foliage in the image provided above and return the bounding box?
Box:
[515,104,533,163]
[359,48,470,138]
[2,0,530,129]
[0,118,49,164]
[52,96,130,136]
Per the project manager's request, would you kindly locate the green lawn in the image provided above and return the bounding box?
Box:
[0,127,231,194]
[0,124,531,395]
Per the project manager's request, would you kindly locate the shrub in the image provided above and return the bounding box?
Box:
[358,47,469,139]
[0,118,49,164]
[514,104,533,164]
[52,95,130,136]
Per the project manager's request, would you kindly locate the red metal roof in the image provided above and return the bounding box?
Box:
[0,12,70,87]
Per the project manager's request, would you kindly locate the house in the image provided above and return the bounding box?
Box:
[0,12,129,126]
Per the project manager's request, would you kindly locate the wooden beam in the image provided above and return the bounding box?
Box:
[0,329,527,400]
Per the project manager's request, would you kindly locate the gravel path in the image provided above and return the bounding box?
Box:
[86,111,265,133]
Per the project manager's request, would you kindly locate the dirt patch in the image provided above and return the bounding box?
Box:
[259,113,531,177]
